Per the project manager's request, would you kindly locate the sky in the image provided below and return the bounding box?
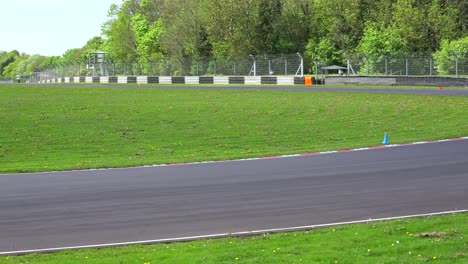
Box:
[0,0,120,56]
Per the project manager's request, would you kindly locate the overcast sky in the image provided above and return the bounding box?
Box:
[0,0,119,56]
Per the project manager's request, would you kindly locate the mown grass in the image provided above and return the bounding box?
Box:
[1,213,466,263]
[1,86,467,173]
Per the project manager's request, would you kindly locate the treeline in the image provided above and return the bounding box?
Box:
[0,37,103,80]
[1,0,467,79]
[102,0,467,62]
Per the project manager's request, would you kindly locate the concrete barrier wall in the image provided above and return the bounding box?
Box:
[326,76,468,87]
[159,76,172,84]
[213,76,229,84]
[244,76,262,85]
[39,75,467,87]
[277,76,295,85]
[136,76,147,84]
[396,77,468,87]
[117,77,127,84]
[38,76,319,86]
[185,76,199,84]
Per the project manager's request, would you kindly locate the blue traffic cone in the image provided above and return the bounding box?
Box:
[382,133,389,145]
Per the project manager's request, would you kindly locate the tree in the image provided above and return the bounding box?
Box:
[313,0,363,52]
[254,0,282,54]
[392,0,459,52]
[433,36,468,75]
[305,38,343,67]
[101,2,139,62]
[202,0,260,58]
[274,0,313,54]
[0,50,20,78]
[61,48,83,64]
[357,22,405,56]
[131,14,165,62]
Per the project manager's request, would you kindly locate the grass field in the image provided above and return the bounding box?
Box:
[1,213,466,263]
[0,85,466,262]
[1,86,467,173]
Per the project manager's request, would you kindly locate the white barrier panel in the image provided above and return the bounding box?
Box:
[101,77,109,83]
[85,77,93,83]
[159,76,172,84]
[213,76,229,84]
[74,77,81,83]
[64,77,70,83]
[277,76,295,85]
[244,76,261,85]
[137,76,148,84]
[118,76,127,84]
[185,76,199,84]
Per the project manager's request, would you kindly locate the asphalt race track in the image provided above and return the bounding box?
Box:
[0,139,467,253]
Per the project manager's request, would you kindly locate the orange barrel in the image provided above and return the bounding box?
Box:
[304,76,312,86]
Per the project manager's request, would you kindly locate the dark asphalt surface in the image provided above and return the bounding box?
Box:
[0,140,467,252]
[6,83,468,96]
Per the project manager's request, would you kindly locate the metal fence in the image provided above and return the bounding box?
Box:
[37,53,304,80]
[342,53,467,77]
[32,52,468,83]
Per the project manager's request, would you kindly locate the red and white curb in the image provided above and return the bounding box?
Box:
[1,209,466,256]
[113,136,468,168]
[15,136,467,175]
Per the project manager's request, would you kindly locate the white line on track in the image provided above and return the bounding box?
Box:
[1,209,466,256]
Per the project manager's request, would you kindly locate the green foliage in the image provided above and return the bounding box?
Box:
[357,23,405,56]
[0,50,20,78]
[434,36,468,75]
[391,0,459,52]
[314,0,362,51]
[101,2,138,62]
[61,48,83,63]
[305,38,343,67]
[6,0,468,73]
[356,22,406,75]
[38,56,62,70]
[132,14,165,62]
[16,0,468,73]
[0,53,47,79]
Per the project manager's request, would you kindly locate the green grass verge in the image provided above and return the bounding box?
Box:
[1,86,467,173]
[1,213,466,263]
